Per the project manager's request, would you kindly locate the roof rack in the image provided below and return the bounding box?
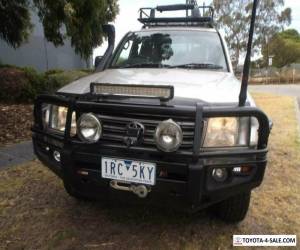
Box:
[138,4,214,28]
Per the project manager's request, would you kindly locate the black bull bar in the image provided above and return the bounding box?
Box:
[33,94,271,159]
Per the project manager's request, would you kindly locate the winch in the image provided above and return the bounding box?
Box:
[110,180,151,198]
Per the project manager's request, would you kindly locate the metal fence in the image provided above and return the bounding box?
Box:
[246,64,300,84]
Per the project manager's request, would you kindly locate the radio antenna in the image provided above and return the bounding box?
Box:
[238,0,259,106]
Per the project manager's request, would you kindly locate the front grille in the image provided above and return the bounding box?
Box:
[95,110,195,152]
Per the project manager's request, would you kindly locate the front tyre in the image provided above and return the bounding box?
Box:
[63,180,95,201]
[212,192,251,223]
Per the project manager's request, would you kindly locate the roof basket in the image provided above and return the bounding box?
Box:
[138,4,214,28]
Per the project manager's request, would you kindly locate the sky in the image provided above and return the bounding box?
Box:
[93,0,300,59]
[285,0,300,31]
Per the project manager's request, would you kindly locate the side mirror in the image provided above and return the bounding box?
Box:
[94,56,103,68]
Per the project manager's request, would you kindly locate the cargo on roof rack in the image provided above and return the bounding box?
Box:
[138,4,214,28]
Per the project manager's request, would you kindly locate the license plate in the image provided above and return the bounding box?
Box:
[101,157,156,185]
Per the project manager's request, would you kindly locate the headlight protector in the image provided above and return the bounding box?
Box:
[202,117,252,148]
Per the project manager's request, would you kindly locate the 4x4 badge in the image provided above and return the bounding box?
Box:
[124,122,144,147]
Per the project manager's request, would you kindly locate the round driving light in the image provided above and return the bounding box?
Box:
[154,119,183,152]
[53,150,61,162]
[77,113,102,142]
[212,168,228,182]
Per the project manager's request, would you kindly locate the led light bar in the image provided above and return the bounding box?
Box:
[90,83,174,101]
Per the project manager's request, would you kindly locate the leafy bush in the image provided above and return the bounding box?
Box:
[45,70,89,93]
[21,67,46,101]
[0,67,30,103]
[0,64,21,69]
[0,66,90,103]
[44,69,64,76]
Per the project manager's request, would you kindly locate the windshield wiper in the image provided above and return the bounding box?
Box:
[170,63,224,70]
[117,63,172,69]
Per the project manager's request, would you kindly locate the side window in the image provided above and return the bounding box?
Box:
[115,40,133,66]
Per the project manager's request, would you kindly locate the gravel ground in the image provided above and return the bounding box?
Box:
[0,104,33,147]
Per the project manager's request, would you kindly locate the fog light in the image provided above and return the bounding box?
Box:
[154,119,183,152]
[212,168,228,182]
[77,170,89,176]
[233,166,252,175]
[77,113,102,143]
[233,167,241,173]
[53,150,61,162]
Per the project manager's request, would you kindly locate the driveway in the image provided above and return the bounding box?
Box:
[0,141,34,169]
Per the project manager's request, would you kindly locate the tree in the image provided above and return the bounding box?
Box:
[33,0,119,60]
[0,0,32,48]
[262,29,300,68]
[213,0,291,68]
[0,0,119,60]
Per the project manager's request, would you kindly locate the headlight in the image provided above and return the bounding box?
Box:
[203,117,249,148]
[50,105,68,131]
[42,105,76,135]
[77,113,102,142]
[250,117,259,146]
[154,119,183,152]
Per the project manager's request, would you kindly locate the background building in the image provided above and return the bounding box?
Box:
[0,7,90,72]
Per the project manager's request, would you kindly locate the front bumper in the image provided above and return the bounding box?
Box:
[32,94,270,211]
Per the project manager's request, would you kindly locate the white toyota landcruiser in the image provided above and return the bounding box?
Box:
[32,3,271,222]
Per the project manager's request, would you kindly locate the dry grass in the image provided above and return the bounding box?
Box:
[0,93,299,250]
[250,93,300,236]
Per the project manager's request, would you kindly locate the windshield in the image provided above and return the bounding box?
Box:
[111,30,228,71]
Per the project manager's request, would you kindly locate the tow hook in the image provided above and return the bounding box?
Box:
[110,180,150,198]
